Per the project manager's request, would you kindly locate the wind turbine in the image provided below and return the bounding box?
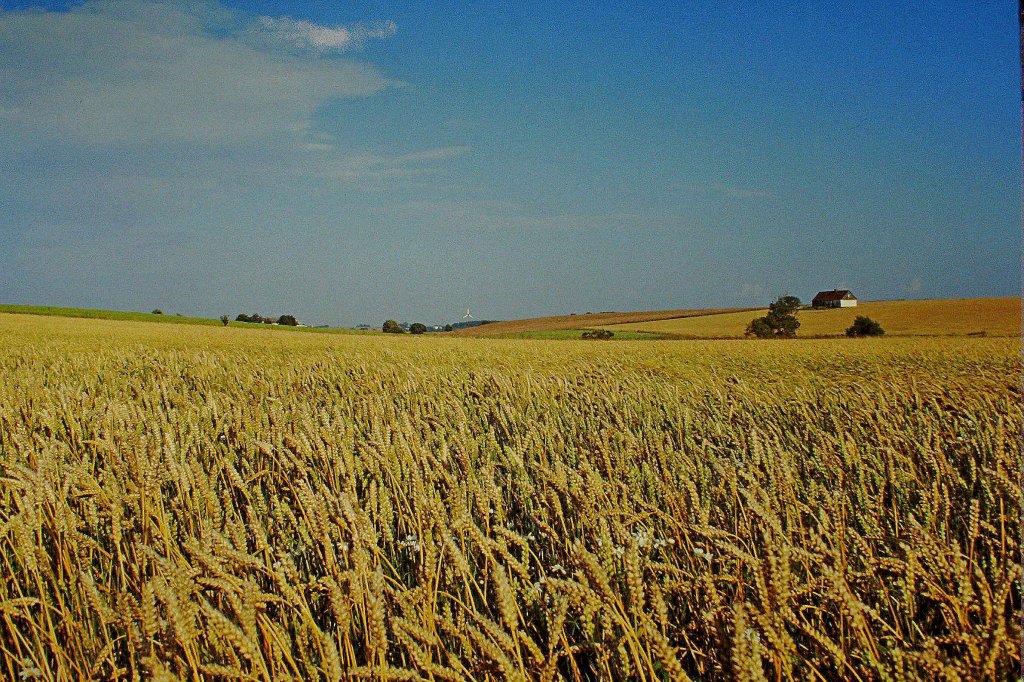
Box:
[462,308,474,321]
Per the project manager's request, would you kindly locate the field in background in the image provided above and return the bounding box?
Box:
[0,314,1018,680]
[0,304,226,326]
[450,307,753,337]
[467,328,665,341]
[0,304,375,335]
[9,298,1014,342]
[604,297,1021,338]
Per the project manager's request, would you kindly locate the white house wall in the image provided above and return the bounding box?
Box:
[839,299,857,307]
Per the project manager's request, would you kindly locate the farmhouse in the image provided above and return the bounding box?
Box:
[812,289,857,308]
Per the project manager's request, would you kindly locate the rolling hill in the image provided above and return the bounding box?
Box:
[601,297,1021,338]
[5,298,1017,341]
[448,308,755,337]
[0,305,374,335]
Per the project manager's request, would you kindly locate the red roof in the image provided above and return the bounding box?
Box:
[813,289,856,302]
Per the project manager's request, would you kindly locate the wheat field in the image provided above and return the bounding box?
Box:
[449,309,753,337]
[603,297,1021,339]
[0,313,1019,680]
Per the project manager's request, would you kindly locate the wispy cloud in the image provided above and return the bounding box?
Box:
[241,17,397,54]
[0,0,471,278]
[382,200,660,232]
[0,2,465,186]
[0,1,396,147]
[292,146,472,183]
[393,146,471,164]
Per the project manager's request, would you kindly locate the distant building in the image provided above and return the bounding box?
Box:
[812,289,858,308]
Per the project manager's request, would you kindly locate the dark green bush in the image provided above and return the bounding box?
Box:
[846,316,885,337]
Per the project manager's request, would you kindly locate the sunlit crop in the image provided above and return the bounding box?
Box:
[605,297,1021,339]
[0,314,1018,680]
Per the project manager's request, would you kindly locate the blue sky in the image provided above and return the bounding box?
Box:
[0,0,1018,325]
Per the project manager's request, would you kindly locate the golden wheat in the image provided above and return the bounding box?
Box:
[0,312,1018,680]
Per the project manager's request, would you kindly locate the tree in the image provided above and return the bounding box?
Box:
[277,315,299,326]
[745,317,774,339]
[409,323,427,335]
[768,295,801,318]
[746,295,802,338]
[151,309,163,315]
[238,313,275,324]
[581,329,614,340]
[220,315,230,326]
[443,324,453,332]
[764,311,799,337]
[846,316,884,337]
[382,319,404,334]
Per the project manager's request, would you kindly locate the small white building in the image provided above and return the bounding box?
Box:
[812,289,857,308]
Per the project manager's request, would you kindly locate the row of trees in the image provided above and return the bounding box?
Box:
[222,313,299,326]
[383,320,435,334]
[746,296,884,338]
[234,313,299,325]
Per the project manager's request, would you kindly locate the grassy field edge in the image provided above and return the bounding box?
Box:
[0,304,377,335]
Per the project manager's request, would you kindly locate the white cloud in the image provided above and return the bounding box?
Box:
[0,1,396,146]
[0,0,468,202]
[293,146,471,183]
[243,16,397,53]
[393,146,471,164]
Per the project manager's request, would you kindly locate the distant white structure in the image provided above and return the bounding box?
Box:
[812,289,858,308]
[463,308,474,320]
